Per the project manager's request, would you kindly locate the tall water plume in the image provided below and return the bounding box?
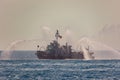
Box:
[0,26,53,60]
[76,37,120,60]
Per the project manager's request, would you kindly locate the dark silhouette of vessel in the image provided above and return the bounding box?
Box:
[35,30,94,59]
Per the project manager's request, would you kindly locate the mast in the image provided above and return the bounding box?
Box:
[55,30,62,42]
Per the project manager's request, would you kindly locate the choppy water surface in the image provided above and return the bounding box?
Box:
[0,60,120,80]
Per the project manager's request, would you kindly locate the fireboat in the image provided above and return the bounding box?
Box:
[35,30,94,59]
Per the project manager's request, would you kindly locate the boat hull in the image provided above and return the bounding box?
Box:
[35,51,84,59]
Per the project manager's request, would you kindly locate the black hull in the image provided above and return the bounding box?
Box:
[35,51,84,59]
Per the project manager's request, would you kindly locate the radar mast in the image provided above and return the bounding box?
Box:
[55,30,62,42]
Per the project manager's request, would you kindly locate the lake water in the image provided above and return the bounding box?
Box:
[0,60,120,80]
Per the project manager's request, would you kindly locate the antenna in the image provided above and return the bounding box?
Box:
[55,30,62,42]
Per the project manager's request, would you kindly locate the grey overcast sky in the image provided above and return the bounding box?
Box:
[0,0,120,50]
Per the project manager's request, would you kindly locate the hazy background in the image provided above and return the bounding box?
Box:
[0,0,120,50]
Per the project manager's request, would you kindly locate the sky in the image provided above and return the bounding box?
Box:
[0,0,120,50]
